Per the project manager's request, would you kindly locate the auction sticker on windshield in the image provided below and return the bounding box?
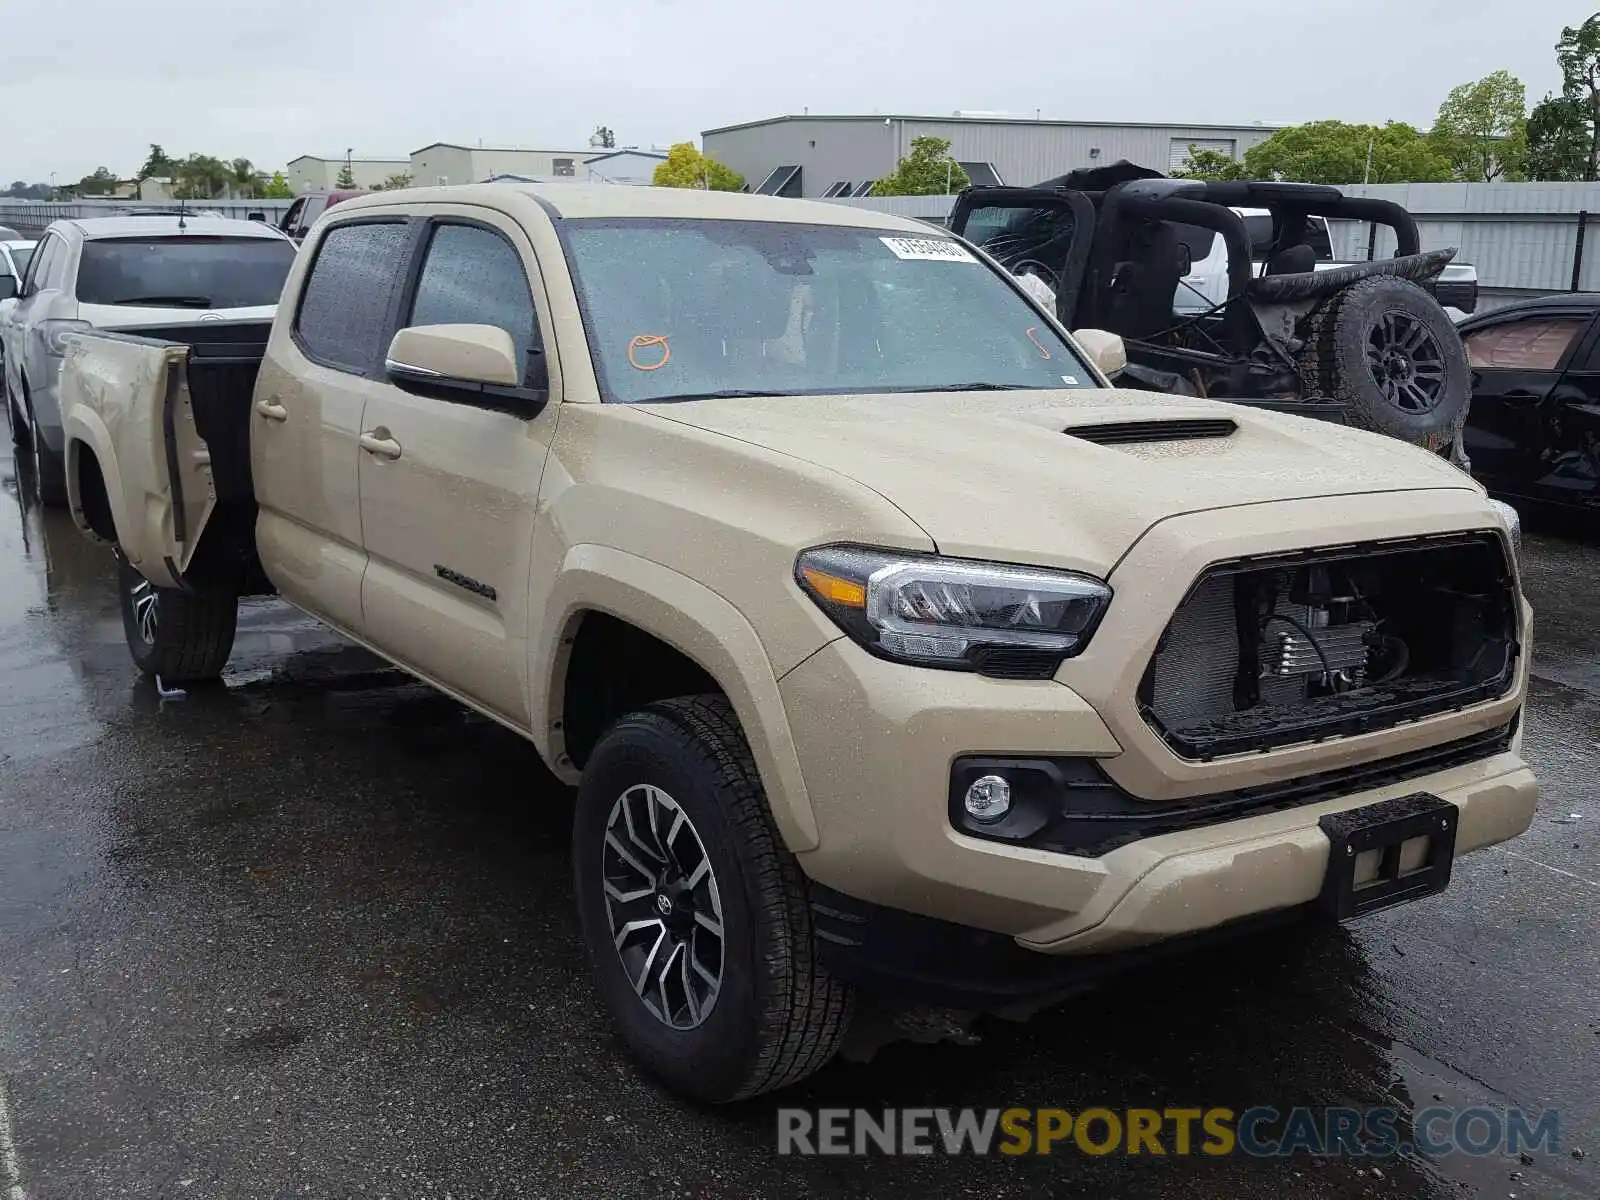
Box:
[880,236,977,263]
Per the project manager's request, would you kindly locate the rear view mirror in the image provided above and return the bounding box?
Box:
[384,324,521,390]
[1073,328,1127,379]
[0,276,15,301]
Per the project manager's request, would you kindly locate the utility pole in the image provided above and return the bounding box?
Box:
[1363,137,1374,185]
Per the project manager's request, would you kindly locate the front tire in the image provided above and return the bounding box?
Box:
[573,695,853,1102]
[116,552,238,683]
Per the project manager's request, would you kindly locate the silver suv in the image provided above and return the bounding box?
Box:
[0,214,296,505]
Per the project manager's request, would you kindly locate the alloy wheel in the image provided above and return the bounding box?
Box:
[601,783,725,1030]
[129,578,158,645]
[1366,310,1446,414]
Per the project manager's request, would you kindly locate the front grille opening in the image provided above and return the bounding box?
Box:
[1064,418,1237,445]
[1140,533,1518,760]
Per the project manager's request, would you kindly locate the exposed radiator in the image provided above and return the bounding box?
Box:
[1149,576,1375,732]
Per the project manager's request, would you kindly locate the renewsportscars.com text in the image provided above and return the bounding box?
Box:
[776,1106,1562,1158]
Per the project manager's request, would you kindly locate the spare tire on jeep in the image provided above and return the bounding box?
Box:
[1298,276,1469,450]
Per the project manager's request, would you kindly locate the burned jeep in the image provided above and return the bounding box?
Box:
[950,162,1470,458]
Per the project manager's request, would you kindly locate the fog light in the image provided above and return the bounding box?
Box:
[963,775,1012,822]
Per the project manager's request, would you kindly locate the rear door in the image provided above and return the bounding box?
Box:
[252,216,415,633]
[1460,308,1596,496]
[356,206,559,725]
[949,187,1093,327]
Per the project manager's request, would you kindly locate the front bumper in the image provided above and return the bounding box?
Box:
[783,637,1536,955]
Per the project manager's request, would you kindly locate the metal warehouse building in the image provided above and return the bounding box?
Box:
[701,114,1283,199]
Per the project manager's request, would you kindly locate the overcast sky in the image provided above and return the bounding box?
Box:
[0,0,1585,182]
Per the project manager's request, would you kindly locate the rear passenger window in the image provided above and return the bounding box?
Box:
[295,221,411,373]
[1463,317,1588,371]
[408,223,539,379]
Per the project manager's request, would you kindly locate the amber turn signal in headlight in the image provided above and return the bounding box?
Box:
[795,545,1112,678]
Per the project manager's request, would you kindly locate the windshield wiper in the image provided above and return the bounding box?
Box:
[108,295,215,308]
[641,389,795,403]
[885,382,1038,393]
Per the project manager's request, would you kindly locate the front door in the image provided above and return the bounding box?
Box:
[1534,318,1600,508]
[356,209,558,727]
[252,216,416,633]
[1460,309,1596,497]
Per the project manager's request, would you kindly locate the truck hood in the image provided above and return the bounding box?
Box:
[638,389,1481,575]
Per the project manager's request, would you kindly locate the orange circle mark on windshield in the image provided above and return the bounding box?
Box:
[627,334,672,371]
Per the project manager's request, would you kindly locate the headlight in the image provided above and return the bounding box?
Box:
[41,319,91,357]
[796,545,1112,678]
[1487,498,1521,559]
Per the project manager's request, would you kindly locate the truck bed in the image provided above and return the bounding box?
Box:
[109,319,271,508]
[61,318,273,594]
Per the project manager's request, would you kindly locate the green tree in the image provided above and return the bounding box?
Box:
[592,125,616,149]
[230,158,257,198]
[1557,12,1600,179]
[1242,120,1452,184]
[1430,70,1527,181]
[75,166,120,196]
[174,153,229,199]
[335,160,357,188]
[371,172,413,191]
[870,136,971,196]
[1173,147,1248,181]
[1526,92,1590,179]
[261,171,293,199]
[138,143,176,180]
[652,142,744,190]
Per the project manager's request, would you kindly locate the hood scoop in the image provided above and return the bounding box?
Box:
[1063,418,1238,446]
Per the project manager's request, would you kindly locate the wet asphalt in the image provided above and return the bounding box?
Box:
[0,436,1596,1200]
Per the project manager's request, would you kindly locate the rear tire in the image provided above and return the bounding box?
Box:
[116,552,238,683]
[573,695,853,1102]
[1311,276,1469,448]
[5,373,25,448]
[22,380,67,507]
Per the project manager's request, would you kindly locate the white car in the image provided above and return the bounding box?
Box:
[1174,208,1479,315]
[0,238,33,286]
[0,215,296,505]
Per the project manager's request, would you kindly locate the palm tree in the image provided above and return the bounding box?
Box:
[231,158,256,199]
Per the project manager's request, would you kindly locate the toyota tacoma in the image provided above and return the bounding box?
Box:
[53,183,1537,1102]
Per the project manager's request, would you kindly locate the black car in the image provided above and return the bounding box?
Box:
[1459,293,1600,514]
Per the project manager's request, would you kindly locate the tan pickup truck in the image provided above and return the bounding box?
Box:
[55,184,1537,1102]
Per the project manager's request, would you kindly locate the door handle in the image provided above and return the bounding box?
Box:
[359,430,402,460]
[254,398,289,422]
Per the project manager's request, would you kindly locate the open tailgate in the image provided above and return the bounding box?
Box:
[59,331,217,589]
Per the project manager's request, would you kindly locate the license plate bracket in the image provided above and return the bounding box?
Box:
[1318,792,1459,920]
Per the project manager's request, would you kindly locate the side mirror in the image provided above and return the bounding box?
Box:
[247,210,266,223]
[0,276,15,301]
[1072,328,1127,380]
[385,324,545,414]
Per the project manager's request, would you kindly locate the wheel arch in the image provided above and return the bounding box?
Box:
[532,544,822,852]
[63,409,128,546]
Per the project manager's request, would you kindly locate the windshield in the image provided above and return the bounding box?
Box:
[75,236,296,309]
[8,245,33,276]
[562,219,1097,403]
